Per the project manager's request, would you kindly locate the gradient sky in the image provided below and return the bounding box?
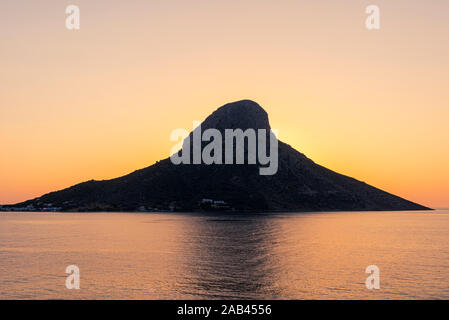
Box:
[1,0,448,207]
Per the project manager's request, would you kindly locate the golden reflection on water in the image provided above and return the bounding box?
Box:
[0,210,448,299]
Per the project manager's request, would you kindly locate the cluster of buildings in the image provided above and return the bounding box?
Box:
[0,203,61,212]
[199,198,231,210]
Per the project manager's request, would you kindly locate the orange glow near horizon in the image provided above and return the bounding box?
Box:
[1,1,448,207]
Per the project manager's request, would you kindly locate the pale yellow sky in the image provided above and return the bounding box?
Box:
[1,0,448,207]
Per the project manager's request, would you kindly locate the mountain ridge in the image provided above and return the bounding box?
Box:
[3,100,431,212]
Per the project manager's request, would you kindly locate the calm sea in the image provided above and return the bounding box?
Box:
[0,210,448,299]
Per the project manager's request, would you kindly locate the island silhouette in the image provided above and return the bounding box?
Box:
[3,100,431,212]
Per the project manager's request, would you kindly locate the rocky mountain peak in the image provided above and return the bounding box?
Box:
[201,99,270,131]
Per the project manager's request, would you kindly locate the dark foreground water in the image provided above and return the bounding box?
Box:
[0,210,448,299]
